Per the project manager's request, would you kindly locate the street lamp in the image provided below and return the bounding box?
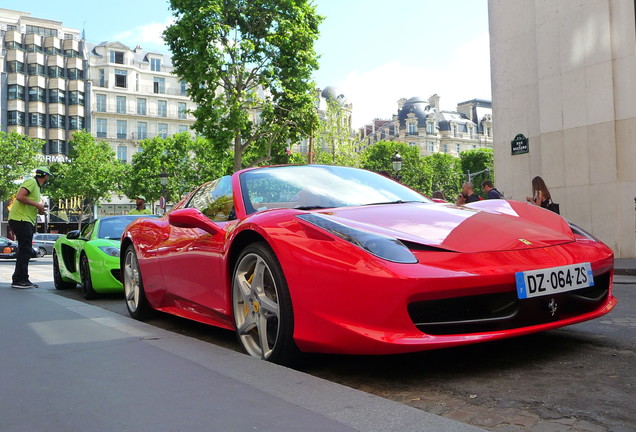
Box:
[391,151,402,181]
[159,170,169,214]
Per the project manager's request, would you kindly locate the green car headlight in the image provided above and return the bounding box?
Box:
[297,213,418,264]
[98,246,121,257]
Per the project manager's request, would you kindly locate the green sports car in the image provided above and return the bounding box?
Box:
[53,214,157,299]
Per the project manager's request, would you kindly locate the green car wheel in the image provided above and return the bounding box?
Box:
[80,254,98,300]
[53,253,76,290]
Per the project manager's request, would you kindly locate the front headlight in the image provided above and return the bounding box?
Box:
[297,213,418,264]
[569,222,600,242]
[98,246,121,257]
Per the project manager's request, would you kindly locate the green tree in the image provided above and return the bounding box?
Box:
[423,152,463,200]
[360,141,430,193]
[313,99,360,167]
[0,132,42,200]
[459,148,494,196]
[164,0,324,172]
[123,134,230,206]
[48,131,124,229]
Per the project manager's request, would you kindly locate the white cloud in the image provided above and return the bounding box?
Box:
[336,32,491,129]
[113,18,175,52]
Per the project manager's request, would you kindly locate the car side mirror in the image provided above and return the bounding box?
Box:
[168,208,222,235]
[66,230,81,240]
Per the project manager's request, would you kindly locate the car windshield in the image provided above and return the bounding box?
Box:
[240,165,430,214]
[97,215,157,239]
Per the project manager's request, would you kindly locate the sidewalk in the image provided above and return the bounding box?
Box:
[0,280,484,432]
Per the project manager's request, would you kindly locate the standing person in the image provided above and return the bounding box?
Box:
[8,166,51,289]
[455,182,480,205]
[129,195,152,215]
[526,176,552,209]
[482,180,504,199]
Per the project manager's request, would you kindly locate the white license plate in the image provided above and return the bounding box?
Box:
[515,262,594,299]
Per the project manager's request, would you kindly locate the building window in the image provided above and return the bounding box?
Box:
[97,119,107,138]
[115,69,127,88]
[116,96,126,114]
[428,142,435,152]
[8,111,25,126]
[7,61,25,74]
[178,102,187,119]
[47,140,67,155]
[48,89,66,104]
[153,77,165,94]
[69,116,85,130]
[96,94,107,112]
[48,66,65,78]
[137,98,146,115]
[49,114,66,129]
[99,69,106,87]
[29,113,45,127]
[137,122,148,140]
[178,125,189,133]
[69,91,85,106]
[110,51,124,64]
[29,86,45,102]
[468,127,474,139]
[67,68,84,80]
[117,145,127,163]
[25,25,57,37]
[426,122,434,135]
[158,100,167,117]
[408,142,417,147]
[117,120,127,139]
[158,123,168,138]
[27,63,46,76]
[8,84,25,100]
[150,58,161,72]
[443,143,448,153]
[180,81,187,96]
[407,123,417,135]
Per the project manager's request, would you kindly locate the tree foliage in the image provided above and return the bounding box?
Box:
[48,131,124,228]
[164,0,324,172]
[459,148,495,195]
[313,99,360,167]
[423,152,464,199]
[0,132,42,200]
[360,141,431,193]
[123,133,231,204]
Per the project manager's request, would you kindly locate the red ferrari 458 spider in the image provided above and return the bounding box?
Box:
[121,165,616,365]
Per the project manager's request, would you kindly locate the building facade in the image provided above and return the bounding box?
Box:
[358,95,493,157]
[87,41,196,165]
[0,8,88,161]
[488,0,636,258]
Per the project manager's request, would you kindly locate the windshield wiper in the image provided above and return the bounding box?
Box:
[293,205,333,210]
[367,200,422,206]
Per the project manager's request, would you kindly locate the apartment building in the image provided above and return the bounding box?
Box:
[0,8,88,161]
[87,41,196,164]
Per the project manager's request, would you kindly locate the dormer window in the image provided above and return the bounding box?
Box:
[110,51,124,64]
[151,58,161,72]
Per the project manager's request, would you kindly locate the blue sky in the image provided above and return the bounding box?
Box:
[8,0,491,128]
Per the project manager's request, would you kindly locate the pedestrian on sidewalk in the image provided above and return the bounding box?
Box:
[8,166,51,289]
[129,195,152,215]
[482,180,504,199]
[455,182,480,205]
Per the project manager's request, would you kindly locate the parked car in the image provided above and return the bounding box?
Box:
[32,233,64,257]
[121,164,616,366]
[53,215,157,299]
[0,236,40,259]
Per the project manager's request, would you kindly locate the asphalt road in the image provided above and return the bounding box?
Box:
[7,256,635,432]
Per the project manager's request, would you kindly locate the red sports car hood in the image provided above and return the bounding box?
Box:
[314,200,575,253]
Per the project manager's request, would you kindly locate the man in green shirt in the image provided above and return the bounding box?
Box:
[129,195,152,215]
[9,166,51,289]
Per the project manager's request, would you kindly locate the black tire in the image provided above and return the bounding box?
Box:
[232,242,299,365]
[53,252,76,290]
[122,245,152,320]
[80,254,98,300]
[38,247,46,257]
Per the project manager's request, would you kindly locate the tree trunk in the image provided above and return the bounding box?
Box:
[233,135,243,173]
